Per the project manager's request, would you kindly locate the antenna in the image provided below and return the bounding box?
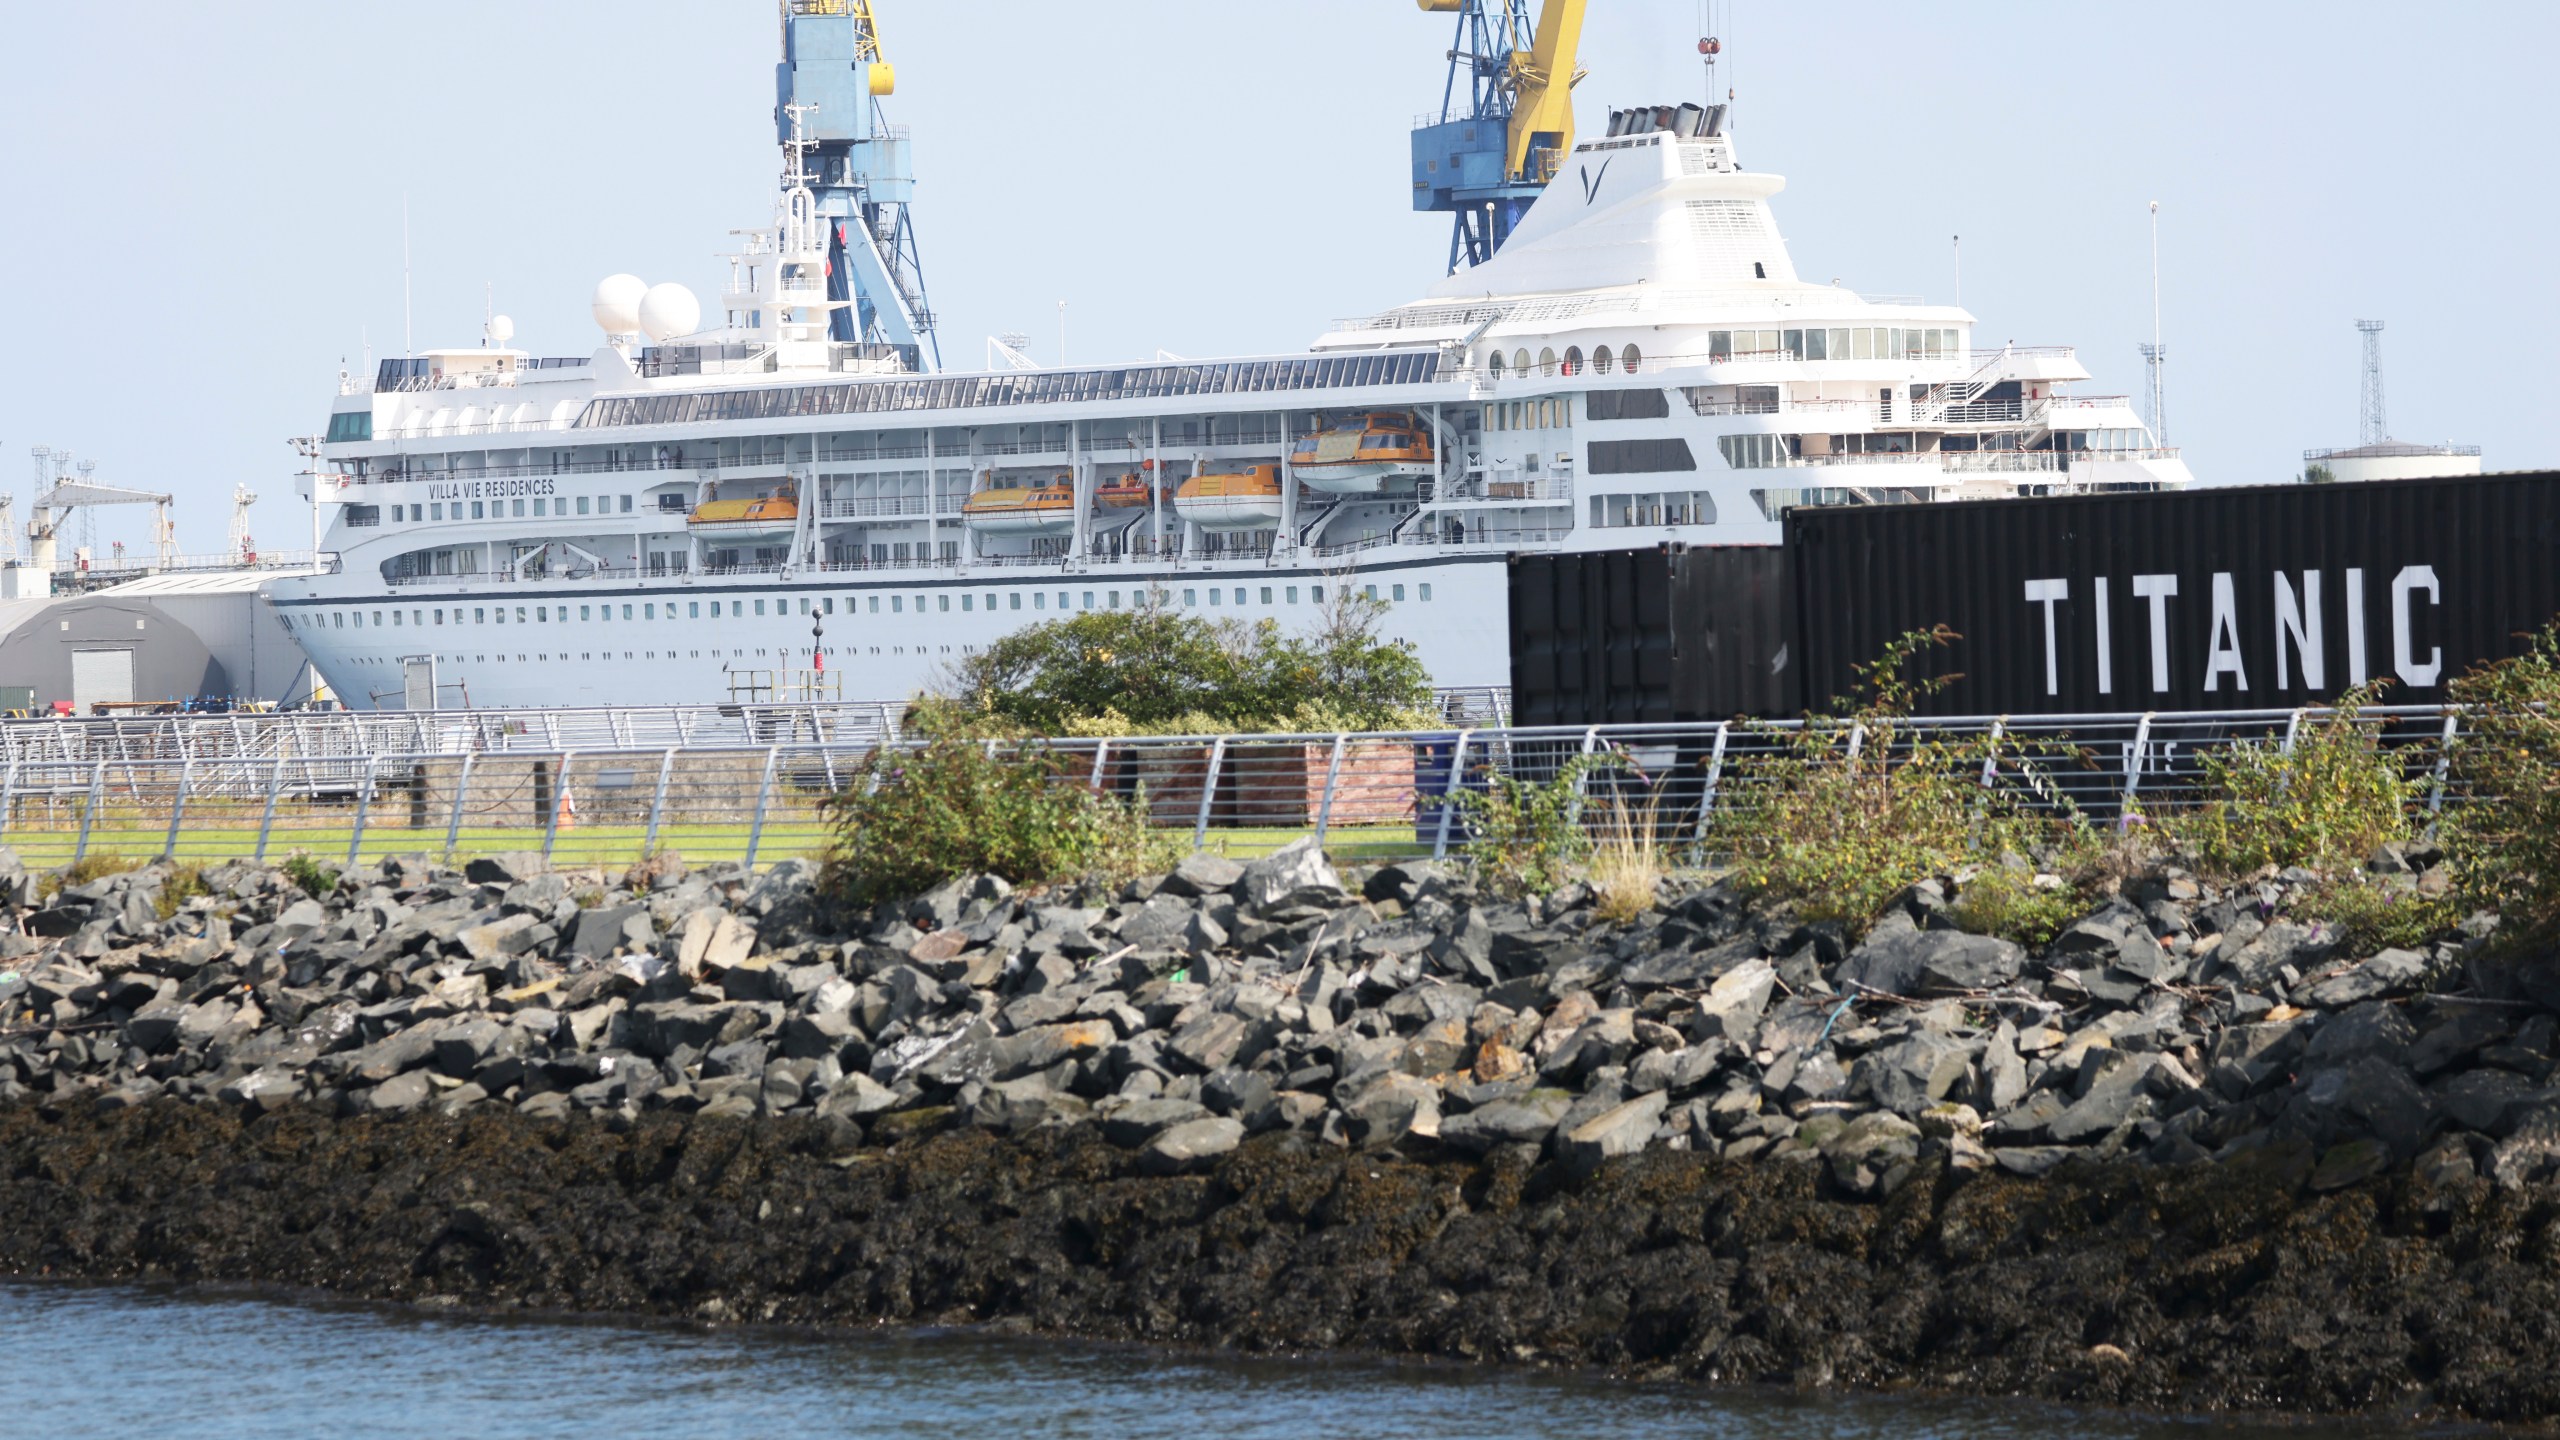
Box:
[1952,234,1961,307]
[2356,319,2388,446]
[2140,200,2167,445]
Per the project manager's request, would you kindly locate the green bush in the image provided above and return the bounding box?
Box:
[1710,629,2095,940]
[942,591,1435,735]
[2292,873,2459,953]
[281,851,341,898]
[1455,753,1619,897]
[2443,623,2560,944]
[821,734,1179,908]
[2174,684,2423,878]
[1945,861,2090,947]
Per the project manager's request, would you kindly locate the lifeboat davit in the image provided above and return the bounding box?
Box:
[1289,413,1436,495]
[687,490,801,542]
[1174,465,1285,531]
[961,482,1077,535]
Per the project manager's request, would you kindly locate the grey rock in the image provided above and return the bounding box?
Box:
[2430,1068,2545,1137]
[1438,1091,1574,1155]
[1835,929,2023,997]
[1857,1031,1975,1117]
[2408,1008,2511,1076]
[1100,1097,1211,1147]
[2045,1056,2151,1144]
[1139,1116,1244,1173]
[2301,1056,2440,1161]
[2303,1001,2416,1070]
[464,852,545,886]
[1559,1090,1669,1174]
[1238,838,1343,913]
[1168,1012,1251,1074]
[1691,958,1776,1048]
[1161,853,1246,899]
[1339,1070,1440,1146]
[1824,1110,1923,1196]
[364,1070,434,1113]
[2296,948,2429,1009]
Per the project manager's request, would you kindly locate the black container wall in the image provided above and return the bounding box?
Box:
[1787,471,2560,716]
[1508,546,1796,726]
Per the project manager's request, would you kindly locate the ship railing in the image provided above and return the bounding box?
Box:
[0,703,2468,873]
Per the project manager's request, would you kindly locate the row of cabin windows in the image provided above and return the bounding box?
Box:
[283,583,1435,632]
[365,495,639,526]
[1487,343,1643,381]
[1588,492,1719,528]
[1709,327,1963,362]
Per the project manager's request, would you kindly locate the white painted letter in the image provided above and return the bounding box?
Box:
[2025,578,2069,696]
[2274,570,2323,691]
[2392,564,2442,688]
[2346,567,2368,683]
[2204,572,2249,692]
[2093,576,2113,695]
[2132,574,2179,693]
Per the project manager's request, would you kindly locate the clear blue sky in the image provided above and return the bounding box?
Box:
[2,1,2552,558]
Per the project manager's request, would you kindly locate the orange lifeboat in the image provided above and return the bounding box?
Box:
[1173,465,1286,531]
[961,479,1078,535]
[1289,412,1436,495]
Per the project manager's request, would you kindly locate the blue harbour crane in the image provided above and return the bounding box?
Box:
[776,0,940,369]
[1409,0,1588,273]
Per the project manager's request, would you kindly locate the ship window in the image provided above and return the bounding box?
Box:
[1182,589,1196,606]
[1009,593,1021,610]
[575,496,590,515]
[962,594,973,612]
[622,605,633,620]
[645,604,655,619]
[621,496,633,512]
[1032,593,1044,610]
[514,607,526,622]
[1592,346,1613,375]
[1487,351,1504,379]
[1260,587,1273,604]
[688,602,698,618]
[1561,347,1583,376]
[1058,592,1070,609]
[1709,331,1732,361]
[984,593,996,611]
[754,600,765,615]
[1622,344,1642,374]
[934,595,947,612]
[1365,585,1378,600]
[1853,329,1874,360]
[430,503,442,520]
[512,500,526,518]
[1105,590,1119,609]
[1513,349,1531,375]
[1207,588,1219,606]
[472,502,485,519]
[1539,348,1557,377]
[892,596,902,612]
[579,606,589,621]
[1392,585,1406,601]
[1286,586,1298,603]
[474,609,485,623]
[1311,584,1324,602]
[1420,583,1433,601]
[535,607,547,622]
[434,610,443,625]
[532,499,546,517]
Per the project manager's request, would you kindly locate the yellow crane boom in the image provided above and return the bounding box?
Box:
[1504,0,1586,184]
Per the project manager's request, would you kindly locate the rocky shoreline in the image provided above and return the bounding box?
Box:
[7,841,2560,1419]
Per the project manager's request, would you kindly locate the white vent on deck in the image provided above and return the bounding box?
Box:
[1684,201,1795,282]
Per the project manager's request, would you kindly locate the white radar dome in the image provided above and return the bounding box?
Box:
[486,314,516,347]
[637,282,702,343]
[591,274,648,335]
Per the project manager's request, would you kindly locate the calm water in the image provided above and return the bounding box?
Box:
[0,1281,2447,1439]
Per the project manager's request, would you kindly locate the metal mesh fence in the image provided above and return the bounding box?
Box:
[0,705,2468,874]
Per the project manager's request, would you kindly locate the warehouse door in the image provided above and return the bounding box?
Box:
[70,648,135,713]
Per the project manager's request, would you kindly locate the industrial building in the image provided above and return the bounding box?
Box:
[0,566,320,713]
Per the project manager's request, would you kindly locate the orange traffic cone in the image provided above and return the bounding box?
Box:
[555,786,577,832]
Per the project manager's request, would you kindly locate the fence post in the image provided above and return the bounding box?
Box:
[442,751,476,859]
[1694,722,1731,839]
[2427,709,2462,819]
[73,758,106,863]
[1191,736,1229,850]
[254,755,286,863]
[2280,708,2306,755]
[540,751,577,861]
[161,756,193,859]
[1311,732,1349,849]
[743,745,780,870]
[1088,738,1111,789]
[345,753,380,867]
[1979,718,2006,789]
[2122,713,2155,811]
[644,747,678,857]
[1431,728,1475,860]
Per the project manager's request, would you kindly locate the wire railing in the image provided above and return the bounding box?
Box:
[0,703,2461,875]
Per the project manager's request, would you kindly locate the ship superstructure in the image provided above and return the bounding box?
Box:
[278,7,2186,710]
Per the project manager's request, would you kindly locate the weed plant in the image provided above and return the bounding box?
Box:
[2175,684,2423,878]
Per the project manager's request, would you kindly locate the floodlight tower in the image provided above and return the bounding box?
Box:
[2357,319,2388,445]
[776,0,939,370]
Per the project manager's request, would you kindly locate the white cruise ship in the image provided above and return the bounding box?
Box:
[281,5,2186,711]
